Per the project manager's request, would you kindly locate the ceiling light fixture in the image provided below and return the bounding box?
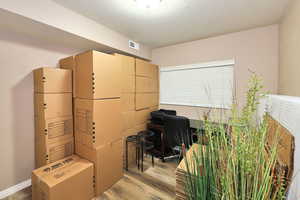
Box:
[134,0,162,9]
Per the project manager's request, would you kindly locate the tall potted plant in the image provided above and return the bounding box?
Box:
[183,74,287,200]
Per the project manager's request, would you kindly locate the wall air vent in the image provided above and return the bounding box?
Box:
[129,40,140,50]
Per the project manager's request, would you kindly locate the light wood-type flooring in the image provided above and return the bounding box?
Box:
[2,158,178,200]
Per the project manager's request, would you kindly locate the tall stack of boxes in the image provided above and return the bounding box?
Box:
[117,54,137,167]
[73,50,123,196]
[32,50,159,199]
[135,58,159,130]
[33,68,74,168]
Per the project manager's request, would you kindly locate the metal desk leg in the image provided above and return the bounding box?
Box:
[141,142,144,172]
[126,140,128,171]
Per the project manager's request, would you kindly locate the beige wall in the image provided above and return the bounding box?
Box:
[279,0,300,96]
[0,0,151,60]
[0,30,83,191]
[152,25,279,120]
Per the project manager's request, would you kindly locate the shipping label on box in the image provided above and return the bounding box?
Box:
[35,116,73,143]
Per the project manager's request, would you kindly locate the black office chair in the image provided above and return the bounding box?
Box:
[150,109,177,125]
[159,109,177,116]
[164,115,192,160]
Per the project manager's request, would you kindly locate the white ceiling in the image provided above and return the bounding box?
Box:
[53,0,290,48]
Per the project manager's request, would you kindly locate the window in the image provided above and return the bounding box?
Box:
[159,60,234,109]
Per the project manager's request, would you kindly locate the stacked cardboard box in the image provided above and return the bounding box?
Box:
[135,58,159,131]
[116,54,137,167]
[175,144,201,200]
[135,58,159,112]
[73,50,123,196]
[32,155,94,200]
[33,68,74,168]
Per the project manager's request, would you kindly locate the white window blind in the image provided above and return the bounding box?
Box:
[160,60,234,109]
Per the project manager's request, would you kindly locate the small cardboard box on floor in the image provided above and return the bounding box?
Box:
[74,98,121,148]
[75,139,123,196]
[32,155,94,200]
[33,67,72,93]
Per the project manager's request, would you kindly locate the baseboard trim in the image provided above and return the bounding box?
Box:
[0,179,31,199]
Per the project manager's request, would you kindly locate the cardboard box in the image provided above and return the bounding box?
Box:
[136,76,159,93]
[122,128,136,138]
[136,76,151,93]
[74,98,121,148]
[121,111,135,131]
[134,123,147,133]
[116,54,135,76]
[75,50,121,99]
[121,93,135,112]
[150,78,159,93]
[135,93,150,110]
[149,93,159,107]
[34,93,73,120]
[136,58,150,77]
[135,109,150,126]
[122,75,135,93]
[32,155,94,200]
[150,64,159,80]
[75,139,123,196]
[35,116,73,142]
[135,93,159,110]
[266,115,295,179]
[34,67,72,93]
[35,136,74,168]
[135,58,158,79]
[59,56,76,97]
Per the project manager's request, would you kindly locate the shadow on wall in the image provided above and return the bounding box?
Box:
[12,71,35,185]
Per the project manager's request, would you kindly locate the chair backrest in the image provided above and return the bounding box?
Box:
[164,115,191,149]
[159,109,177,116]
[150,109,177,125]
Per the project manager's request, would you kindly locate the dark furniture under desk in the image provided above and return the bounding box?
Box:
[147,123,167,161]
[147,117,192,162]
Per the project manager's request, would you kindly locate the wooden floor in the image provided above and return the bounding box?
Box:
[3,158,177,200]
